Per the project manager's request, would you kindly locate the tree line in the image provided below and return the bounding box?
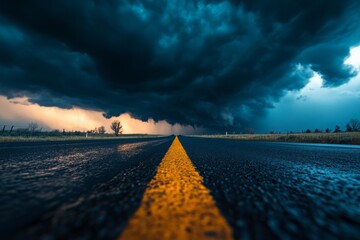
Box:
[0,120,124,137]
[303,118,360,133]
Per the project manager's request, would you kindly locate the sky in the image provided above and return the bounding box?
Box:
[0,1,360,134]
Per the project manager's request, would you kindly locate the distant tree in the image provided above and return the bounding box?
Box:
[9,125,14,135]
[110,120,123,136]
[346,123,353,132]
[314,128,322,133]
[28,122,38,134]
[334,125,341,133]
[349,119,360,132]
[305,129,311,133]
[98,126,106,134]
[1,125,5,135]
[325,128,331,133]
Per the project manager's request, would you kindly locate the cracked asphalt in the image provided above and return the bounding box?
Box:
[1,136,360,239]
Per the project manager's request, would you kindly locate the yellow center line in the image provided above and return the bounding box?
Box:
[118,136,233,240]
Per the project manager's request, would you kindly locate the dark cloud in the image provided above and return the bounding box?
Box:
[0,0,359,130]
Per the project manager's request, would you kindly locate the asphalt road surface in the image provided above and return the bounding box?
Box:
[179,136,360,239]
[0,137,173,239]
[1,136,360,239]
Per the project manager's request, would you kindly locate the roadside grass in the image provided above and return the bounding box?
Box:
[0,134,164,143]
[195,132,360,145]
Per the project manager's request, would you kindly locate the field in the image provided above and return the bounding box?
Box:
[0,134,163,143]
[196,132,360,145]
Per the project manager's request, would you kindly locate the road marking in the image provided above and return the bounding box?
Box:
[118,136,233,240]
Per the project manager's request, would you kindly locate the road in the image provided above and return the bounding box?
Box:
[0,137,173,239]
[1,136,360,239]
[179,136,360,239]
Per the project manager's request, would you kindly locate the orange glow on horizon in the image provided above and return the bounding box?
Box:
[0,96,197,134]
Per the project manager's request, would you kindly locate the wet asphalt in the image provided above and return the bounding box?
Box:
[0,137,174,239]
[1,136,360,239]
[179,136,360,240]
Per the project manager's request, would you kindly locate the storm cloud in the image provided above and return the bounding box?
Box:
[0,0,359,130]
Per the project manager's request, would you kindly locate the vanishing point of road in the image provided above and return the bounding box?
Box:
[1,136,359,239]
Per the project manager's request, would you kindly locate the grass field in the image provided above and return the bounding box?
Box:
[196,132,360,145]
[0,134,164,143]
